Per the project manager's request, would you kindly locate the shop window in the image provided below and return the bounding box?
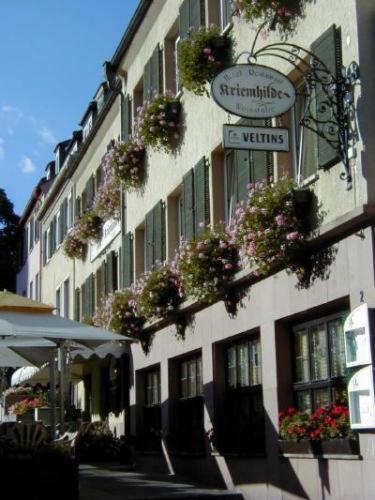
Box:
[225,134,273,221]
[143,368,161,451]
[218,336,265,455]
[293,312,348,412]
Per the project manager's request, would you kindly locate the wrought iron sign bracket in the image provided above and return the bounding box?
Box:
[235,20,360,190]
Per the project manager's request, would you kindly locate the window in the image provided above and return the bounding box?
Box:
[179,0,205,40]
[121,95,132,142]
[56,210,61,246]
[143,368,161,451]
[293,312,348,412]
[145,201,166,271]
[35,273,40,302]
[63,279,70,319]
[220,0,232,31]
[82,114,93,140]
[55,149,60,173]
[34,219,39,243]
[29,216,34,252]
[81,274,95,321]
[67,192,73,230]
[218,336,264,455]
[74,288,81,322]
[121,232,134,288]
[180,157,210,242]
[224,125,273,222]
[56,288,61,316]
[164,21,180,96]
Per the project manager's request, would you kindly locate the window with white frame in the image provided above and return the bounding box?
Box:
[220,0,232,31]
[142,368,161,451]
[82,114,93,140]
[293,312,348,412]
[67,192,73,229]
[56,210,61,246]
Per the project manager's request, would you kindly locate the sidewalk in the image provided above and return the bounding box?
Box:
[79,463,243,500]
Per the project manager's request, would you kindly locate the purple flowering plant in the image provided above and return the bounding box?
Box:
[75,210,103,241]
[102,138,145,191]
[135,93,181,152]
[178,25,232,96]
[62,227,86,260]
[135,263,184,321]
[227,178,308,278]
[175,226,239,303]
[231,0,307,35]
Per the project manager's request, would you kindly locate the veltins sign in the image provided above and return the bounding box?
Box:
[211,64,296,119]
[223,124,289,152]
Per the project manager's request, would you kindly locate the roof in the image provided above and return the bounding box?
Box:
[53,139,71,154]
[79,101,97,127]
[18,177,50,226]
[111,0,153,71]
[0,291,54,313]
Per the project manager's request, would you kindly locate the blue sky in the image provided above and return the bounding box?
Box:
[0,0,139,216]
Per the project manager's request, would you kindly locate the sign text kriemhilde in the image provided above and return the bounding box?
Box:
[223,125,290,152]
[211,64,296,118]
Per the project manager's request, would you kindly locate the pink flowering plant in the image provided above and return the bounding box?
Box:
[178,26,232,96]
[231,0,308,35]
[8,396,48,416]
[135,93,181,152]
[136,264,184,321]
[228,178,309,280]
[102,138,145,191]
[62,227,86,260]
[75,210,103,241]
[175,227,239,303]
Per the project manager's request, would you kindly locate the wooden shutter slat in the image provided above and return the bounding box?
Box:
[122,232,134,288]
[182,169,195,241]
[179,0,190,40]
[311,25,342,169]
[145,209,154,271]
[153,201,165,265]
[194,157,210,236]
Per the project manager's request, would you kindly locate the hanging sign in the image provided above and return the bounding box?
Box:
[90,219,121,262]
[211,64,296,119]
[344,303,372,368]
[223,124,289,152]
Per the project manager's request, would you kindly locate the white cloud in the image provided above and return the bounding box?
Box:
[0,138,4,160]
[2,105,23,120]
[20,155,36,174]
[37,126,56,145]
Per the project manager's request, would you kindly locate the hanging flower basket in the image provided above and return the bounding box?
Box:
[103,138,146,191]
[63,230,86,260]
[232,0,307,36]
[76,210,103,241]
[93,175,121,221]
[178,26,233,96]
[135,93,182,152]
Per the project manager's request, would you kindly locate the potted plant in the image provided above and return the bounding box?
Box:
[135,93,182,152]
[178,26,232,96]
[93,174,121,221]
[175,226,239,303]
[62,229,86,260]
[76,210,103,241]
[231,0,307,36]
[103,138,145,190]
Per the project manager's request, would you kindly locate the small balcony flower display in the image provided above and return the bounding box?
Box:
[62,228,86,260]
[278,405,358,455]
[135,93,181,152]
[76,210,103,241]
[93,173,121,221]
[103,138,145,190]
[178,26,232,96]
[228,179,309,280]
[175,227,239,303]
[8,396,48,416]
[231,0,307,36]
[136,264,184,321]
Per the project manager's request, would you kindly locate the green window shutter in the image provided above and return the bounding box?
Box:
[235,150,251,204]
[90,273,95,316]
[194,157,210,236]
[153,200,165,264]
[311,25,342,169]
[182,169,195,241]
[101,260,106,298]
[106,252,114,293]
[75,196,81,219]
[81,284,86,319]
[190,0,205,32]
[52,216,57,254]
[222,0,232,27]
[121,95,132,142]
[151,45,163,98]
[145,209,154,271]
[122,232,134,288]
[179,0,190,40]
[74,288,80,322]
[84,278,90,318]
[143,59,152,103]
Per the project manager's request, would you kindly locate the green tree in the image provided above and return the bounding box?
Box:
[0,188,20,291]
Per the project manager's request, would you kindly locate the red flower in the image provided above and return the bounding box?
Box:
[287,407,296,416]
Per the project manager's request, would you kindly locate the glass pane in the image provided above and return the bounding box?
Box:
[310,323,328,381]
[196,357,203,396]
[328,318,346,377]
[238,342,249,387]
[249,339,261,386]
[181,361,188,398]
[313,388,330,410]
[227,345,237,388]
[225,151,236,222]
[188,359,197,398]
[333,386,348,405]
[155,371,161,405]
[296,390,312,413]
[294,329,310,382]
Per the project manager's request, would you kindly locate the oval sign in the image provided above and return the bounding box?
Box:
[211,64,296,119]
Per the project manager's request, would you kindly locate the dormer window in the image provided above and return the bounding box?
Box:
[83,114,93,140]
[55,149,60,173]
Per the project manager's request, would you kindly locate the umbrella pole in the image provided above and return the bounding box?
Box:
[49,349,57,439]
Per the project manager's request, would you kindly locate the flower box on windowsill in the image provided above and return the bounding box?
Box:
[279,438,360,457]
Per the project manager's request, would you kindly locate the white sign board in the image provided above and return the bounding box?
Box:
[223,125,289,152]
[211,64,296,119]
[344,303,372,368]
[90,219,121,262]
[348,365,375,429]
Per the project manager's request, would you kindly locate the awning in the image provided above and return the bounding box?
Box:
[71,342,127,361]
[0,348,36,367]
[11,364,84,386]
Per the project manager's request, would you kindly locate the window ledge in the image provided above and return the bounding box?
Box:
[280,453,362,460]
[299,172,319,188]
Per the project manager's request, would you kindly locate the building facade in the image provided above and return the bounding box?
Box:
[16,0,375,498]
